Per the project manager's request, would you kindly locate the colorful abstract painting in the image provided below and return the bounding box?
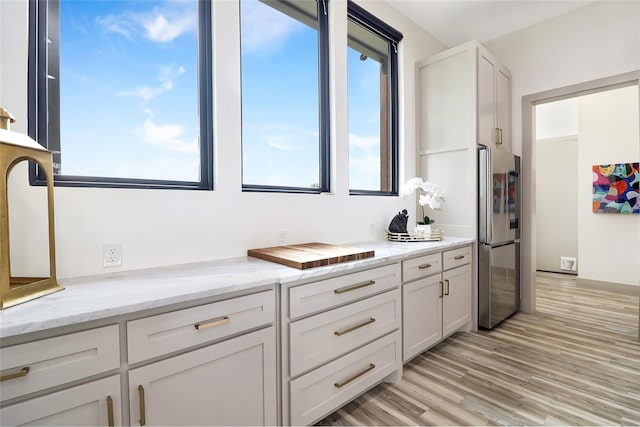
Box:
[592,163,640,213]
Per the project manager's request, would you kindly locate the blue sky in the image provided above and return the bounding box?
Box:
[59,0,382,188]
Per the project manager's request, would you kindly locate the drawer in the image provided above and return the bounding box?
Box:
[288,263,400,320]
[289,289,400,377]
[402,252,442,282]
[1,375,122,426]
[127,290,274,364]
[443,245,472,270]
[290,330,401,426]
[0,325,119,402]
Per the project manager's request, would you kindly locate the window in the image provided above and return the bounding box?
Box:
[28,0,213,189]
[347,2,402,195]
[240,0,329,193]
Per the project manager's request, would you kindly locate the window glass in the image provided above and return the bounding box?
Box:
[30,0,212,188]
[347,4,400,195]
[241,0,323,190]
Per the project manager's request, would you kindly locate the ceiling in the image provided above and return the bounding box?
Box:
[386,0,598,47]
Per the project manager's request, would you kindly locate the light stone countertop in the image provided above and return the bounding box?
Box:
[0,237,475,339]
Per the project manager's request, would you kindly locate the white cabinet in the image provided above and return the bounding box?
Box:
[402,246,472,362]
[127,290,277,426]
[0,325,121,427]
[1,375,122,426]
[417,40,512,238]
[281,264,403,426]
[129,327,276,426]
[478,46,512,152]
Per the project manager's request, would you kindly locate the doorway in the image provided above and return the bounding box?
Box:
[521,71,640,313]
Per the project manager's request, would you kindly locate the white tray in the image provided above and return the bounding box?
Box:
[386,228,444,242]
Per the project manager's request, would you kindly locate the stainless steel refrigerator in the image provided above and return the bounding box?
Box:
[478,147,520,329]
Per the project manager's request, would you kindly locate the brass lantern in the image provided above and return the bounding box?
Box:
[0,108,63,309]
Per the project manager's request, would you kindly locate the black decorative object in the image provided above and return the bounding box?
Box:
[388,209,409,234]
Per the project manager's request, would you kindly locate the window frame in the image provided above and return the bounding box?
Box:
[240,0,330,194]
[27,0,214,190]
[347,1,402,197]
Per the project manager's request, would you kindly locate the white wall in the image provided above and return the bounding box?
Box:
[0,0,446,278]
[535,136,579,273]
[484,0,640,309]
[577,85,639,287]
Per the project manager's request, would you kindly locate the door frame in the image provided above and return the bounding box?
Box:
[520,70,640,313]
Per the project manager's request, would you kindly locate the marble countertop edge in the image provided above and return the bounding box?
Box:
[0,237,476,339]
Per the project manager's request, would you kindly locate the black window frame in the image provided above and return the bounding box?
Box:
[347,1,402,197]
[240,0,330,194]
[27,0,214,190]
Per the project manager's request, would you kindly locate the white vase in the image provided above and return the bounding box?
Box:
[415,223,431,236]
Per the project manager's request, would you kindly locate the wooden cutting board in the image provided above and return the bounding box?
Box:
[247,242,375,270]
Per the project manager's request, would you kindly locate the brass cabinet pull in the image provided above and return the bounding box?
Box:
[445,279,450,296]
[439,281,444,298]
[418,263,432,269]
[194,316,230,330]
[138,385,146,426]
[0,367,29,382]
[334,318,376,336]
[495,127,502,145]
[499,128,503,145]
[454,255,465,260]
[334,280,375,294]
[334,364,375,388]
[107,395,115,427]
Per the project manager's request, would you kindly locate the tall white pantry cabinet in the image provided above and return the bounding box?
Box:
[416,40,512,239]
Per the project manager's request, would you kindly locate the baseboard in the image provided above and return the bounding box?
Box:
[576,277,640,296]
[537,269,577,276]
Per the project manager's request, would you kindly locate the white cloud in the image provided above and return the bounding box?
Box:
[97,2,195,43]
[117,63,186,103]
[349,133,379,152]
[241,0,304,55]
[140,119,198,153]
[266,135,295,151]
[96,14,135,40]
[142,14,194,43]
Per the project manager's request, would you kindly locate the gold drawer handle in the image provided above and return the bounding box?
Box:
[334,280,375,294]
[0,367,29,382]
[439,281,444,299]
[334,318,376,336]
[445,279,450,296]
[138,385,146,426]
[195,316,230,330]
[107,395,115,427]
[334,364,376,388]
[454,255,465,260]
[418,263,432,269]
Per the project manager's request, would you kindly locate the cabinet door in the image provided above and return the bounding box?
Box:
[402,276,443,362]
[496,67,511,152]
[442,264,472,336]
[129,327,276,426]
[1,375,121,426]
[477,50,496,148]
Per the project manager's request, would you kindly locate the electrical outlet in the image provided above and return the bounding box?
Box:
[277,229,287,245]
[103,244,122,268]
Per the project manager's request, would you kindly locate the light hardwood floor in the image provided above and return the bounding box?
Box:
[317,272,640,426]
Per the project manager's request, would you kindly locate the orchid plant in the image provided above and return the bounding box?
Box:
[401,177,446,225]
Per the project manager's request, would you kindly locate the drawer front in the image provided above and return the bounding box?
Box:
[128,290,274,364]
[443,245,472,270]
[0,325,120,402]
[290,330,401,426]
[288,263,400,320]
[1,375,122,426]
[289,289,400,377]
[402,252,442,282]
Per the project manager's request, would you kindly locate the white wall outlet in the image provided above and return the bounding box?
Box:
[560,256,577,271]
[277,229,287,245]
[103,244,122,268]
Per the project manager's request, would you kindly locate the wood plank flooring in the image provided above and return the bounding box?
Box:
[317,272,640,426]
